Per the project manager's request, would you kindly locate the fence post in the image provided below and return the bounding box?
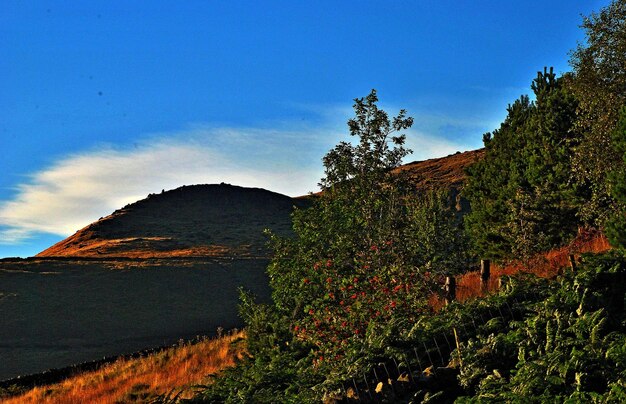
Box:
[480,259,490,291]
[444,276,456,305]
[568,254,577,273]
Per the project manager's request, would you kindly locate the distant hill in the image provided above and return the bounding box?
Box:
[36,149,483,258]
[37,184,305,258]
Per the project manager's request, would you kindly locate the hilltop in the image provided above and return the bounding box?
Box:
[36,149,482,259]
[37,184,305,258]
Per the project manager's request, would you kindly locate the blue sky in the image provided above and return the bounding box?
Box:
[0,0,612,257]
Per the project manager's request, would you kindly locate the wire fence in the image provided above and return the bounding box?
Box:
[329,288,544,402]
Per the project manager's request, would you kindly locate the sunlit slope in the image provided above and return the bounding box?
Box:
[397,149,484,191]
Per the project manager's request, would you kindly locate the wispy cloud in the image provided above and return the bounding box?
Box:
[0,118,477,245]
[0,126,330,244]
[404,128,472,162]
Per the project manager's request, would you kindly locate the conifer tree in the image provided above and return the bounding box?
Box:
[464,68,580,260]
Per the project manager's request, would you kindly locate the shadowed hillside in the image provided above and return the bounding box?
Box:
[37,184,306,258]
[0,257,269,381]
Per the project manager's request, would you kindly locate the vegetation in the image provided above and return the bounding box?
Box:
[456,254,626,402]
[464,0,626,260]
[463,68,581,260]
[1,331,245,404]
[185,1,626,402]
[569,0,626,224]
[14,1,625,402]
[607,107,626,249]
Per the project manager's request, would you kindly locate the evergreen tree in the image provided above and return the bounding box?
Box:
[464,95,532,260]
[464,68,580,260]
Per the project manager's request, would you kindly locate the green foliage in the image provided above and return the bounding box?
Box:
[606,107,626,249]
[236,289,294,358]
[464,68,580,260]
[407,190,471,277]
[456,253,626,401]
[266,90,473,375]
[568,0,626,224]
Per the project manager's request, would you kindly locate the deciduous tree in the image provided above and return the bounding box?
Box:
[266,90,469,366]
[569,0,626,224]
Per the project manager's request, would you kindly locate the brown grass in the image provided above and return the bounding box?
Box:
[2,331,245,404]
[396,149,485,191]
[430,229,611,310]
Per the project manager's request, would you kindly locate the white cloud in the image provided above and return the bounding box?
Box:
[0,127,328,244]
[0,121,477,244]
[404,128,471,162]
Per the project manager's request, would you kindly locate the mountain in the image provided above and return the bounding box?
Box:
[36,149,483,258]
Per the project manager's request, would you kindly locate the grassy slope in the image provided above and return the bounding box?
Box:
[1,331,245,404]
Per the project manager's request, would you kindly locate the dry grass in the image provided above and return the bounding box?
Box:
[430,229,611,310]
[2,331,246,404]
[396,149,485,191]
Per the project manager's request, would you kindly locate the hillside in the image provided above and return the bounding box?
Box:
[36,150,483,259]
[0,149,484,383]
[37,184,305,258]
[396,148,484,191]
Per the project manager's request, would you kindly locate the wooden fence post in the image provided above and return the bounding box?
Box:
[480,259,490,291]
[568,254,577,273]
[445,276,456,305]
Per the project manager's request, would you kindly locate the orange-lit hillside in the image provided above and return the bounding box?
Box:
[396,149,485,192]
[431,229,611,309]
[2,331,245,404]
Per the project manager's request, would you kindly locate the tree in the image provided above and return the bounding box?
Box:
[606,107,626,249]
[569,0,626,225]
[266,90,469,369]
[464,95,533,260]
[464,68,580,260]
